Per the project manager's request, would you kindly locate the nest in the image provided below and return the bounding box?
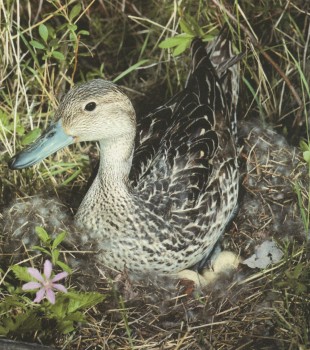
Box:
[0,122,309,349]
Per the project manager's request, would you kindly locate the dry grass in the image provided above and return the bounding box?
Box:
[0,0,309,349]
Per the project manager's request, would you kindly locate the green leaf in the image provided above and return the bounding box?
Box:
[56,261,72,274]
[276,281,287,288]
[78,30,89,36]
[65,311,84,322]
[32,246,51,256]
[30,40,45,50]
[52,231,67,249]
[46,24,55,38]
[303,150,310,163]
[296,282,307,294]
[69,3,82,21]
[179,18,194,35]
[159,34,193,49]
[67,292,105,313]
[68,24,78,32]
[1,310,42,334]
[21,128,41,145]
[293,263,304,279]
[57,319,75,334]
[39,23,48,43]
[49,38,59,48]
[0,326,9,336]
[61,168,81,186]
[202,33,219,42]
[173,40,191,56]
[0,111,9,126]
[52,50,65,61]
[35,226,50,243]
[16,125,25,136]
[69,32,77,43]
[11,266,32,282]
[0,295,27,312]
[183,13,205,37]
[49,295,69,318]
[300,140,310,152]
[112,59,148,83]
[52,249,60,265]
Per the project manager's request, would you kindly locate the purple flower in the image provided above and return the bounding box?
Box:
[22,260,68,304]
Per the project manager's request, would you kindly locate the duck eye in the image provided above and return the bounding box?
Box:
[85,102,97,111]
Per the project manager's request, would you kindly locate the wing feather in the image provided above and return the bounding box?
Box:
[129,34,241,235]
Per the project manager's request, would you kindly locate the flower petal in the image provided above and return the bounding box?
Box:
[46,289,56,304]
[52,271,68,282]
[22,281,42,291]
[52,283,67,293]
[28,268,44,283]
[34,288,45,303]
[44,260,53,279]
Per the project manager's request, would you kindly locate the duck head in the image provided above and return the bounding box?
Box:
[8,79,136,170]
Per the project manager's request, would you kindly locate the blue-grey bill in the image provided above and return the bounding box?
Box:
[8,120,74,170]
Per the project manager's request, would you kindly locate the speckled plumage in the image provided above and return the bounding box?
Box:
[9,33,242,274]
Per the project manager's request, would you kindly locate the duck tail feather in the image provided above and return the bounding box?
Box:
[207,26,243,138]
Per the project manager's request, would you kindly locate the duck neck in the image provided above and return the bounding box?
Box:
[98,135,134,188]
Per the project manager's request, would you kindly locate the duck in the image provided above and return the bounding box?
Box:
[8,31,242,274]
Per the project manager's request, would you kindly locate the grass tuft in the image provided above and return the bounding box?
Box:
[0,0,309,349]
